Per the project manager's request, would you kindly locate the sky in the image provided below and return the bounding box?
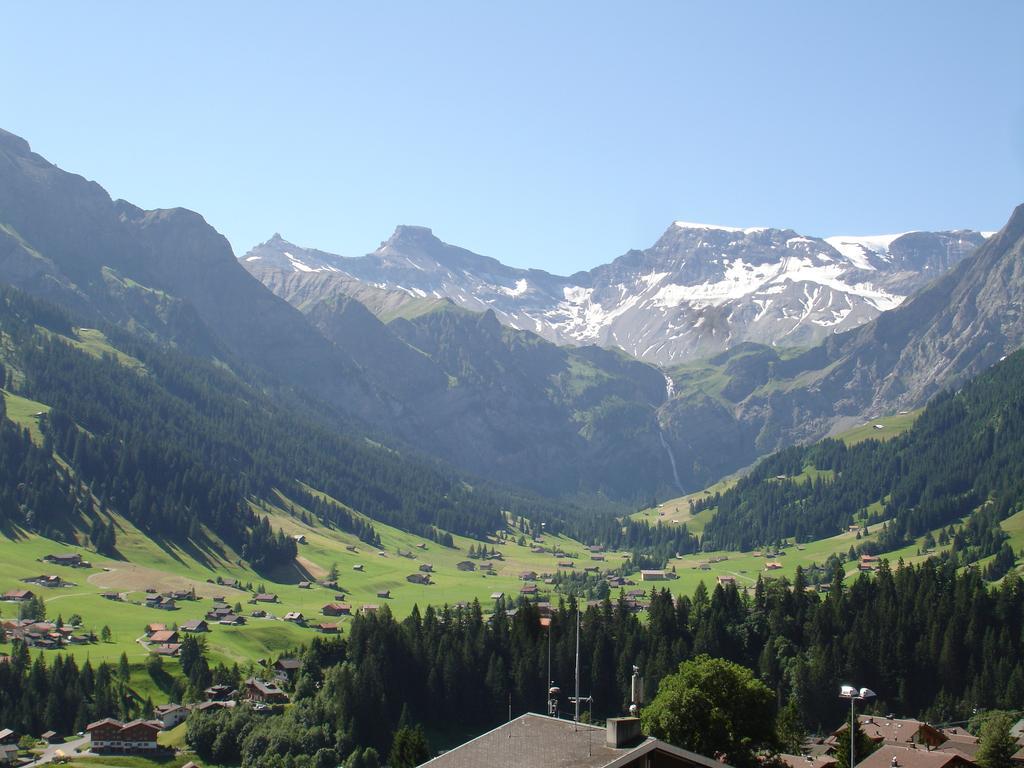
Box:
[2,2,1023,275]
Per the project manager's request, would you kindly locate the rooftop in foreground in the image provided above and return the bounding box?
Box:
[418,713,727,768]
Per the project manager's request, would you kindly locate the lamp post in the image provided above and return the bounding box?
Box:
[839,685,876,768]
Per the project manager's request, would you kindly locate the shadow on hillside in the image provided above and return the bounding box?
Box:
[257,558,311,584]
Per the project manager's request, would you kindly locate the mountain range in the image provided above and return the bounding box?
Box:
[243,222,989,365]
[2,125,1024,506]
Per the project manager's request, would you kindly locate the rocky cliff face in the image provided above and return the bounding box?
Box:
[244,221,986,365]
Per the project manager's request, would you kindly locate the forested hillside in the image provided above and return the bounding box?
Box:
[0,286,591,555]
[697,346,1024,559]
[171,564,1024,766]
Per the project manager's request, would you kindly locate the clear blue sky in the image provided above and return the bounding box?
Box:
[2,2,1022,274]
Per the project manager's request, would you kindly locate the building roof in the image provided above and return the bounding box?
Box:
[855,745,972,768]
[779,755,838,768]
[840,716,947,747]
[418,713,727,768]
[149,630,177,643]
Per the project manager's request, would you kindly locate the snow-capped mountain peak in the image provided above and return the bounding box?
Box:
[241,222,989,365]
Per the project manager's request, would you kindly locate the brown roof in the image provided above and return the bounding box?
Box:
[420,714,727,768]
[149,630,178,643]
[856,746,973,768]
[841,716,947,748]
[779,755,838,768]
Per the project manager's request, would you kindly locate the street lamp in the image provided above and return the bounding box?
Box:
[839,685,876,768]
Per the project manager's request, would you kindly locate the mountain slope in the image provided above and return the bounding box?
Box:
[657,203,1024,459]
[243,222,986,365]
[0,128,383,419]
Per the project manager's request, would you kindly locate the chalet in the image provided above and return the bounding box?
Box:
[520,584,539,595]
[420,714,727,768]
[151,643,182,656]
[584,566,599,573]
[640,570,670,581]
[480,561,496,572]
[2,589,34,601]
[322,602,352,616]
[101,592,121,600]
[519,571,537,581]
[293,534,306,544]
[591,553,606,561]
[43,553,84,567]
[251,609,267,618]
[419,563,434,573]
[206,606,232,620]
[145,595,176,610]
[764,562,784,571]
[165,589,195,601]
[219,577,239,589]
[377,590,391,599]
[543,577,555,585]
[298,581,312,589]
[490,592,505,601]
[274,658,302,681]
[154,703,189,729]
[397,549,413,558]
[252,593,278,603]
[717,576,737,587]
[317,622,340,633]
[283,612,305,623]
[456,561,476,572]
[180,619,209,633]
[87,717,165,754]
[212,595,225,602]
[0,729,18,745]
[144,623,167,636]
[407,573,431,585]
[203,684,235,701]
[352,564,364,571]
[361,604,379,615]
[219,614,245,626]
[40,730,59,743]
[148,629,179,644]
[346,545,358,552]
[244,678,289,704]
[416,542,427,549]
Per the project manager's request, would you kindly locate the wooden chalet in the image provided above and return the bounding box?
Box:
[244,678,289,704]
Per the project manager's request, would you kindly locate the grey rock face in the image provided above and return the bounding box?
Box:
[243,222,986,365]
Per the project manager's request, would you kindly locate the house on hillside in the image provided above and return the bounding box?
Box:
[145,595,176,610]
[717,576,737,587]
[43,553,84,567]
[87,718,165,754]
[456,561,476,572]
[252,593,279,603]
[273,658,302,683]
[322,602,351,616]
[420,714,727,768]
[2,590,34,601]
[244,678,289,705]
[317,622,339,634]
[0,729,19,745]
[298,581,312,589]
[376,590,391,599]
[640,570,673,581]
[519,571,537,581]
[764,562,783,571]
[180,619,209,633]
[154,703,189,729]
[219,614,245,626]
[148,630,179,645]
[419,563,434,573]
[407,573,430,585]
[145,623,167,636]
[283,612,305,624]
